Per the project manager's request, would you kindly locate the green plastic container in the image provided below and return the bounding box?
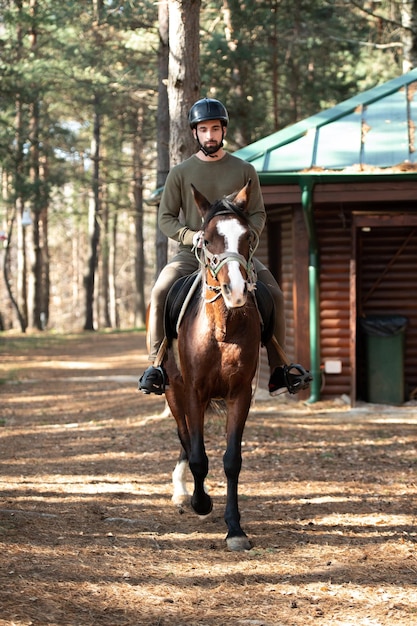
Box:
[360,315,407,405]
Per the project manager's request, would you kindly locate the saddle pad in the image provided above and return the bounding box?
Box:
[164,272,201,340]
[255,280,275,345]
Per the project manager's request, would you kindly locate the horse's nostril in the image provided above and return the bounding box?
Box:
[222,283,231,296]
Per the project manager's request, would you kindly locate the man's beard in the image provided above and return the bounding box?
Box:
[202,140,222,155]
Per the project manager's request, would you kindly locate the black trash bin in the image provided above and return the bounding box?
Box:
[360,315,407,404]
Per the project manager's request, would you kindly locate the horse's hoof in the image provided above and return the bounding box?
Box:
[172,494,189,506]
[226,536,252,551]
[191,494,213,517]
[198,510,213,520]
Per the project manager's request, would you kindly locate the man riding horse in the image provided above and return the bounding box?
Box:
[139,97,311,397]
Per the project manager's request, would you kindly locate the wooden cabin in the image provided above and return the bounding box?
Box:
[235,70,417,404]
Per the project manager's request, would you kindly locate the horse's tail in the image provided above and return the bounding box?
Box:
[207,399,227,418]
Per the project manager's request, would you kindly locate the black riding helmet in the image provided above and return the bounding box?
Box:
[189,98,229,157]
[188,98,229,129]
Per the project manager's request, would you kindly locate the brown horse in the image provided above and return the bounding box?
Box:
[164,180,261,551]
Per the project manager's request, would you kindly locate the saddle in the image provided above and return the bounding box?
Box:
[164,272,275,346]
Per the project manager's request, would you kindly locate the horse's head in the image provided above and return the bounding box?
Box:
[191,180,257,309]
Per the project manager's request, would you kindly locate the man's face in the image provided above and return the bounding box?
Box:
[194,119,226,154]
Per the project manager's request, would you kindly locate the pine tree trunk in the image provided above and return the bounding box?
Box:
[109,209,119,328]
[3,209,26,332]
[156,0,170,278]
[30,97,50,331]
[133,105,146,327]
[101,183,112,329]
[84,96,101,331]
[401,0,417,72]
[168,0,201,166]
[15,96,28,333]
[29,0,49,331]
[9,7,28,332]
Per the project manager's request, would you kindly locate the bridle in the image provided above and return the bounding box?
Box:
[194,209,259,302]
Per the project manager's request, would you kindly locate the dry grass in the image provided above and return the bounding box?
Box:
[1,331,417,625]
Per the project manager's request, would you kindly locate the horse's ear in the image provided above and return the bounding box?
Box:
[228,179,252,211]
[191,184,212,217]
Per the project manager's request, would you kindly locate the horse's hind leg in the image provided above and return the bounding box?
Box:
[172,447,189,505]
[171,426,212,515]
[165,381,192,506]
[167,386,212,516]
[169,403,191,506]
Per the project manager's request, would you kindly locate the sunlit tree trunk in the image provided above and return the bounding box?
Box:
[84,96,101,331]
[4,1,28,332]
[155,0,170,277]
[401,0,417,72]
[29,0,50,330]
[109,207,119,328]
[28,1,39,331]
[221,0,246,146]
[84,0,105,331]
[133,104,146,327]
[4,206,26,332]
[14,5,28,332]
[168,0,200,166]
[101,176,112,328]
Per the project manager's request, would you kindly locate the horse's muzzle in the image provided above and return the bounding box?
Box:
[221,281,248,308]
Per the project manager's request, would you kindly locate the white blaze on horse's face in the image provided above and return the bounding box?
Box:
[217,218,248,308]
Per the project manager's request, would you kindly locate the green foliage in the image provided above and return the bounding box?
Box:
[0,0,408,330]
[200,0,401,145]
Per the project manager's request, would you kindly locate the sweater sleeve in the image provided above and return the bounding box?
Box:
[158,170,182,242]
[157,168,199,245]
[245,164,266,237]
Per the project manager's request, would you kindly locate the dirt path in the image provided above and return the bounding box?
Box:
[1,331,417,626]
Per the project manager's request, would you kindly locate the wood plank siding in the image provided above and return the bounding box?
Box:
[257,208,293,392]
[315,207,352,399]
[261,181,417,402]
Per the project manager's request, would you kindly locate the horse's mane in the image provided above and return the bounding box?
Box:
[202,197,249,230]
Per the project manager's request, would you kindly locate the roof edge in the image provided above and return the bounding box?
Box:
[258,170,417,185]
[234,69,417,165]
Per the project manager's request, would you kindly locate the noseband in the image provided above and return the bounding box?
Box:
[203,247,252,280]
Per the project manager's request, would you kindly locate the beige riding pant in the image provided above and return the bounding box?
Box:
[147,248,285,371]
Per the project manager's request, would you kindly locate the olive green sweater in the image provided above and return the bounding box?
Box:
[158,153,266,249]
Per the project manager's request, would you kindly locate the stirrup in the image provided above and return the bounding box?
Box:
[138,365,167,395]
[283,363,312,394]
[268,363,312,396]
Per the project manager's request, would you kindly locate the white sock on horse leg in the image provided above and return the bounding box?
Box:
[172,459,189,505]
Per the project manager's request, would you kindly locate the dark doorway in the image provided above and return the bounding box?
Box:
[354,217,417,401]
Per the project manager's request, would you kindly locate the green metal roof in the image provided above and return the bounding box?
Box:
[234,69,417,175]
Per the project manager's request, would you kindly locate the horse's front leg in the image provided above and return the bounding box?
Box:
[223,392,252,551]
[186,399,212,517]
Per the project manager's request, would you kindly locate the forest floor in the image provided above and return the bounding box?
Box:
[1,330,417,626]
